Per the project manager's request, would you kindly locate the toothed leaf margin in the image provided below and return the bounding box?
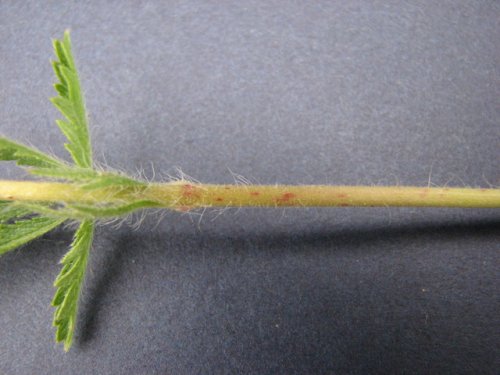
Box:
[0,137,64,169]
[51,30,93,169]
[0,202,64,255]
[52,219,94,351]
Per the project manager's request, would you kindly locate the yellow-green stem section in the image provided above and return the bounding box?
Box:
[1,180,500,209]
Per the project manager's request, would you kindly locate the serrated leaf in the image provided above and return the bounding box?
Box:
[0,201,31,221]
[0,137,64,169]
[0,203,64,255]
[29,166,98,181]
[30,166,145,191]
[71,199,159,218]
[79,173,146,190]
[52,219,94,351]
[51,30,93,169]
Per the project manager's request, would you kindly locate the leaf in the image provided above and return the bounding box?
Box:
[51,30,93,169]
[71,199,159,218]
[29,166,98,181]
[52,220,94,351]
[0,137,64,169]
[0,200,30,220]
[79,172,146,190]
[31,167,145,190]
[0,202,64,255]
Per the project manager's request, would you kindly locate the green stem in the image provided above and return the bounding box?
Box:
[1,181,499,217]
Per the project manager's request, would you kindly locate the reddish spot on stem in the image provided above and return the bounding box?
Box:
[339,203,349,207]
[277,192,296,204]
[337,193,348,198]
[480,188,488,192]
[250,191,260,196]
[224,186,231,190]
[181,184,201,199]
[420,189,429,198]
[215,197,224,202]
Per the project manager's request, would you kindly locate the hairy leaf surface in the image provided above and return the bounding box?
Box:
[71,199,159,218]
[29,166,98,181]
[52,219,94,351]
[0,202,64,255]
[0,137,64,169]
[31,166,145,189]
[79,173,146,190]
[51,31,93,169]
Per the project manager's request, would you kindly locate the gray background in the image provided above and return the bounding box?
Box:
[0,1,499,374]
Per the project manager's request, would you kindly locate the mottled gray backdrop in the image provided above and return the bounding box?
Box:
[0,1,499,374]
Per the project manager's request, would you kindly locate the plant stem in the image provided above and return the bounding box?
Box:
[1,180,500,211]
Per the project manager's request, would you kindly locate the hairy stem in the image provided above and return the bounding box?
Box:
[1,180,500,213]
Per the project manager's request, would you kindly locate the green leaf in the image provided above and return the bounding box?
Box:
[0,200,30,220]
[29,165,98,181]
[79,172,146,190]
[31,166,145,189]
[52,219,94,351]
[0,202,64,255]
[71,199,159,218]
[0,137,64,169]
[51,30,93,169]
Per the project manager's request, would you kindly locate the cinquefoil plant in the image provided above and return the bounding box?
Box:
[1,31,499,351]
